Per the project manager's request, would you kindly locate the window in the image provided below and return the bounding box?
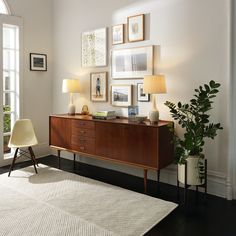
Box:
[3,24,19,156]
[0,0,10,15]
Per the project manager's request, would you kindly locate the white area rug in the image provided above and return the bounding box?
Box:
[0,165,177,236]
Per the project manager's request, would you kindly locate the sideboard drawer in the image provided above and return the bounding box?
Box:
[72,120,95,130]
[72,128,95,138]
[71,135,95,147]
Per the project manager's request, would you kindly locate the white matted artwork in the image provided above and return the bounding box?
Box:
[90,72,107,102]
[111,46,153,79]
[111,84,132,107]
[112,24,124,45]
[128,14,144,42]
[82,28,107,67]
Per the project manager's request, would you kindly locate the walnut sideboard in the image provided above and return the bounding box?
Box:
[49,114,174,192]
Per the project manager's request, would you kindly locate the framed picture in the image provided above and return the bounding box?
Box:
[30,53,47,71]
[90,72,107,102]
[82,27,107,67]
[112,24,124,45]
[137,83,150,102]
[127,14,144,42]
[111,84,132,107]
[111,46,153,79]
[128,106,139,117]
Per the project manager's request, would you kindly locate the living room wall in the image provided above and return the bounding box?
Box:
[6,0,53,158]
[52,0,231,198]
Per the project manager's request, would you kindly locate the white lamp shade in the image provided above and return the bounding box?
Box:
[143,75,167,94]
[62,79,80,93]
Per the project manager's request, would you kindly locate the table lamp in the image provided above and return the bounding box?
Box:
[143,74,166,124]
[62,79,80,115]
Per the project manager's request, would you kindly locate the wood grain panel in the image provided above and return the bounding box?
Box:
[72,120,95,130]
[72,128,95,138]
[50,117,71,149]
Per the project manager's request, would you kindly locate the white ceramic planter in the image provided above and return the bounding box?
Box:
[178,156,205,186]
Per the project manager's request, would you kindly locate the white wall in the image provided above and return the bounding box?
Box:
[6,0,53,158]
[52,0,231,198]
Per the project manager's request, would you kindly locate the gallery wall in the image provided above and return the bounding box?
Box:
[6,0,53,159]
[52,0,231,198]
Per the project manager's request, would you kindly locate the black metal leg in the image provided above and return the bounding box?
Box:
[58,150,61,169]
[177,167,180,201]
[184,163,188,206]
[29,147,38,174]
[8,148,19,177]
[204,159,207,203]
[73,153,76,170]
[157,170,160,183]
[196,186,199,203]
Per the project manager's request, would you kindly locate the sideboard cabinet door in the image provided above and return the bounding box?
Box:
[50,117,71,149]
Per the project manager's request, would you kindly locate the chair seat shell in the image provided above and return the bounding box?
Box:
[8,119,38,148]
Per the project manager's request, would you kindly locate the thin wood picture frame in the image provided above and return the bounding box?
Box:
[111,46,153,79]
[112,24,124,45]
[127,14,145,42]
[30,53,47,71]
[81,27,108,67]
[111,84,133,107]
[90,72,108,102]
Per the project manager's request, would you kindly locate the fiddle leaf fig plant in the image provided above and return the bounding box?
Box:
[165,80,223,165]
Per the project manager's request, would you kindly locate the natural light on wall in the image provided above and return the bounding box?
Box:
[0,0,9,14]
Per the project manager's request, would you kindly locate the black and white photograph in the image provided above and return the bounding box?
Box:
[90,72,107,102]
[111,46,153,79]
[111,84,132,107]
[30,53,47,71]
[137,83,150,102]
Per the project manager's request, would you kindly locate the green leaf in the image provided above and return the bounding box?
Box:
[209,89,219,94]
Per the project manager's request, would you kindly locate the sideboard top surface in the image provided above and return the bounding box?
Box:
[50,114,173,128]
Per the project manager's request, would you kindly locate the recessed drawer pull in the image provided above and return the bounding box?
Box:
[80,130,85,134]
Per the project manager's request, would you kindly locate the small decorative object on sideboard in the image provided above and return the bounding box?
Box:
[62,79,80,115]
[30,53,47,71]
[128,105,138,121]
[81,105,89,115]
[127,14,145,42]
[165,80,223,204]
[92,110,116,120]
[143,75,167,124]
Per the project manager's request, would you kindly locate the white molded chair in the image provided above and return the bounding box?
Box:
[8,119,38,177]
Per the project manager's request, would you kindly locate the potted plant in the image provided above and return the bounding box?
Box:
[165,80,223,185]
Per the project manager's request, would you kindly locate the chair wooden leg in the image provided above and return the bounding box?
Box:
[28,147,38,174]
[8,148,19,177]
[29,146,38,166]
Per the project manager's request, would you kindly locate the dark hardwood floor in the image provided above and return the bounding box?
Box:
[1,155,235,236]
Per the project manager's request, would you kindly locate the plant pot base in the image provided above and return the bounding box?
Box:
[177,158,208,205]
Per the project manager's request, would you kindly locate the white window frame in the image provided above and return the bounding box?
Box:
[0,14,23,166]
